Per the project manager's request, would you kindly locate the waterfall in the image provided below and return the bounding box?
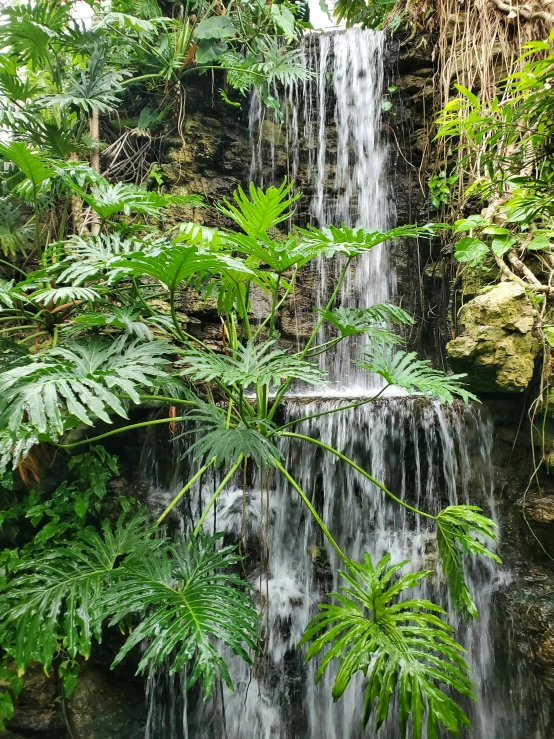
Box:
[140,26,550,739]
[249,29,395,390]
[142,400,537,738]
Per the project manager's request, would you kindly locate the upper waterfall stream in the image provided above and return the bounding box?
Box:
[142,27,549,739]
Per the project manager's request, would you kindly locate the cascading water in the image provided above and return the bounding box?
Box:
[249,29,395,390]
[142,399,544,738]
[140,25,550,739]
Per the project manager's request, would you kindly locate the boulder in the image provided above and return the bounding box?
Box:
[446,282,539,392]
[5,662,64,735]
[67,665,145,739]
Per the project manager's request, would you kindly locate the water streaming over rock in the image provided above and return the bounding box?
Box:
[140,25,550,739]
[141,399,546,738]
[249,29,395,390]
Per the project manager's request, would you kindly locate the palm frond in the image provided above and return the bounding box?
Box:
[180,338,325,389]
[436,505,500,618]
[357,345,477,403]
[219,180,299,238]
[106,533,258,698]
[1,0,72,68]
[0,513,156,672]
[300,553,472,738]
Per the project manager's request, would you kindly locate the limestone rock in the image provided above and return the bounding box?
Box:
[525,496,554,524]
[446,283,539,393]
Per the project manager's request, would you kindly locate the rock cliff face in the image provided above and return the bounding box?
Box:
[446,282,540,392]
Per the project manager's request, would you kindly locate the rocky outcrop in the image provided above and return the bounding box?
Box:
[4,663,64,737]
[446,282,539,392]
[67,665,145,739]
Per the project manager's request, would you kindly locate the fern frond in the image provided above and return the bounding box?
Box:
[436,505,500,618]
[300,553,472,738]
[357,345,477,403]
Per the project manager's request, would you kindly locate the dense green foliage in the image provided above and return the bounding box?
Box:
[0,1,500,736]
[437,34,554,300]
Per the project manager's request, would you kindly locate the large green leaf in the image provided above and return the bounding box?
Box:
[114,243,254,293]
[0,514,156,672]
[180,338,325,389]
[181,399,283,467]
[0,141,53,190]
[105,533,258,698]
[194,16,237,40]
[0,337,173,439]
[299,222,442,258]
[320,304,414,341]
[300,554,472,738]
[357,344,477,403]
[436,505,500,618]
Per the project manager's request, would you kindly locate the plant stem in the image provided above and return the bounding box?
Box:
[267,259,352,422]
[56,416,188,449]
[271,456,347,563]
[269,274,281,337]
[252,268,297,341]
[157,457,216,525]
[276,385,390,431]
[0,258,28,277]
[281,432,436,520]
[192,456,244,537]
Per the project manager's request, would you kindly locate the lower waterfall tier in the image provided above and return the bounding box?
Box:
[143,397,550,739]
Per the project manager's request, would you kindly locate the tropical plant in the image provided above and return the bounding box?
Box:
[436,37,554,298]
[0,179,497,738]
[300,554,473,737]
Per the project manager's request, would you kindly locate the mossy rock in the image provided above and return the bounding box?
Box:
[446,282,539,393]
